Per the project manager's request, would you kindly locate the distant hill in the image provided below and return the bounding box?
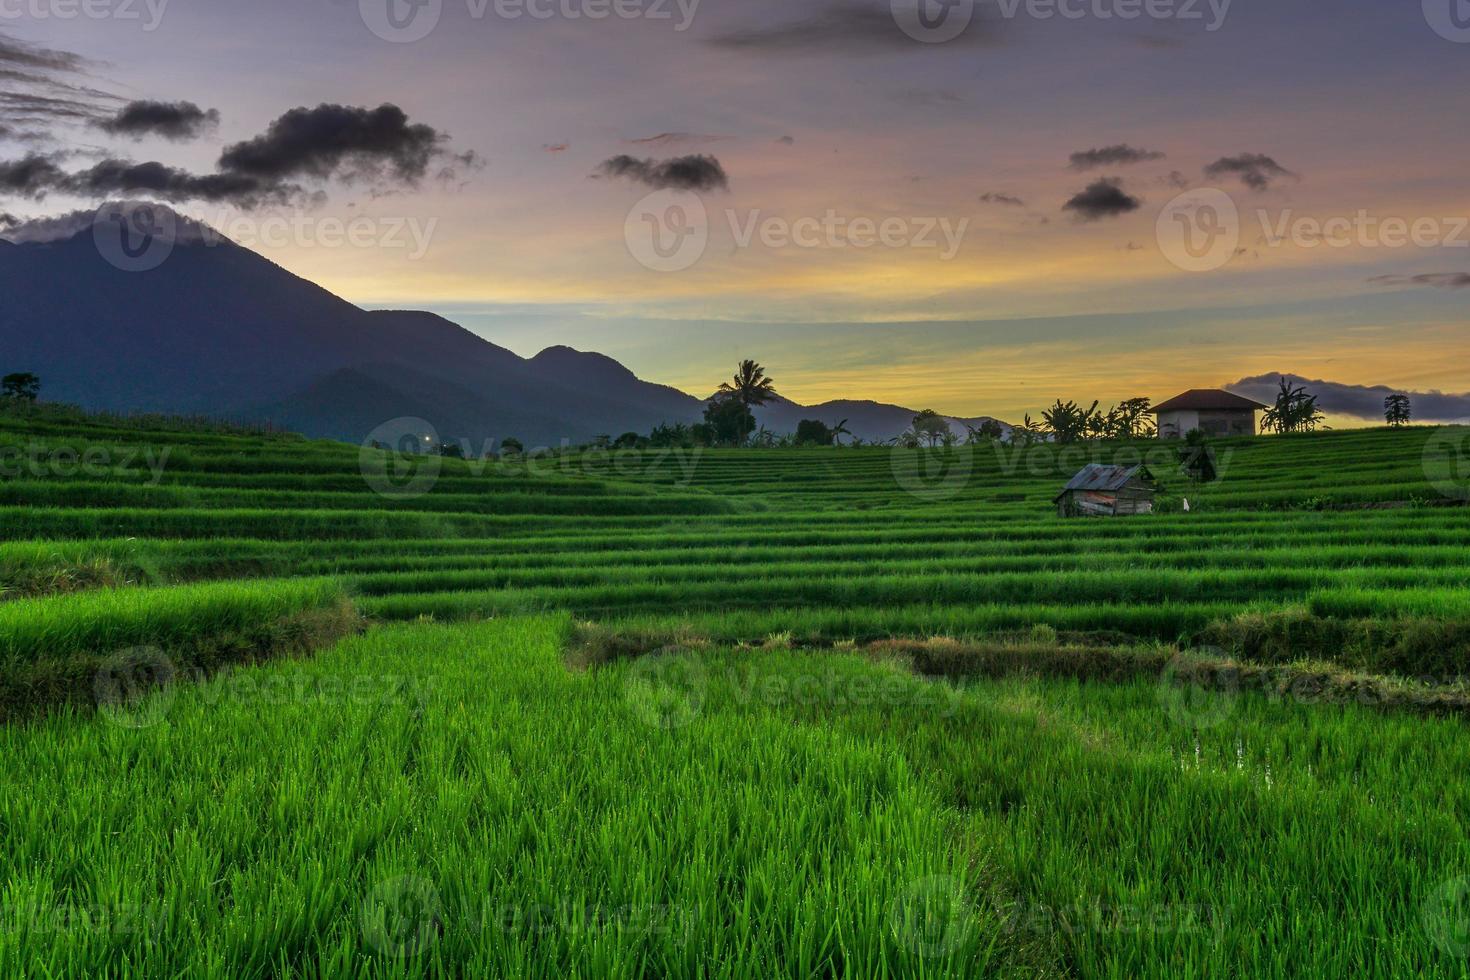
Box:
[1,204,1006,446]
[751,395,1009,444]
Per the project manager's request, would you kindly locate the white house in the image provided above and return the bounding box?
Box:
[1151,389,1268,439]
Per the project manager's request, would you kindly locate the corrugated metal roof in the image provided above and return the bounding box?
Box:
[1149,389,1268,413]
[1054,463,1145,501]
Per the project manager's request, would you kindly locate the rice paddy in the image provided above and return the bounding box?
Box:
[2,404,1470,977]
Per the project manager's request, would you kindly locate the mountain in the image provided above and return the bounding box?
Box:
[750,396,1008,444]
[0,206,703,446]
[0,204,1006,446]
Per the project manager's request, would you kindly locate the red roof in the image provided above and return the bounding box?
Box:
[1150,389,1268,413]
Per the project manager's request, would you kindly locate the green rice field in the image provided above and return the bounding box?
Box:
[3,405,1470,977]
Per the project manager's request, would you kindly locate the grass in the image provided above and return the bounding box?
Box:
[0,617,1044,978]
[0,579,356,722]
[2,617,1468,977]
[3,406,1470,976]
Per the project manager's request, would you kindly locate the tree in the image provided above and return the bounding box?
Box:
[1041,399,1099,444]
[829,419,852,446]
[702,395,754,447]
[1010,414,1045,446]
[909,409,949,448]
[1384,393,1411,427]
[794,419,834,446]
[613,432,643,449]
[965,419,1005,444]
[1,372,39,402]
[501,437,524,456]
[750,426,785,448]
[648,422,694,448]
[1260,376,1326,434]
[716,360,778,445]
[1111,397,1155,439]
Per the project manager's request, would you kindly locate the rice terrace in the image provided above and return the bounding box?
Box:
[7,2,1470,976]
[3,392,1470,977]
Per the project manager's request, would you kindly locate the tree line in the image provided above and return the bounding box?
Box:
[0,373,40,402]
[577,363,1425,452]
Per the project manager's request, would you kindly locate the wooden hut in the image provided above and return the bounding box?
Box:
[1054,464,1155,518]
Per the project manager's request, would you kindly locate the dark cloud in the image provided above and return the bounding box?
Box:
[98,101,220,141]
[979,192,1025,207]
[1204,153,1297,191]
[1368,272,1470,290]
[1062,178,1141,221]
[0,32,118,136]
[595,153,729,191]
[0,122,48,145]
[776,135,795,145]
[706,2,993,53]
[0,103,470,207]
[218,104,450,184]
[0,31,90,73]
[0,153,67,197]
[626,132,720,146]
[1069,144,1165,170]
[1159,170,1190,189]
[0,91,108,122]
[1228,373,1470,422]
[0,211,18,230]
[60,159,289,206]
[0,67,118,103]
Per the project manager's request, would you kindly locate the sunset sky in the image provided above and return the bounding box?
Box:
[3,0,1468,421]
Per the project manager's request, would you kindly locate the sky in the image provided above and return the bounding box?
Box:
[2,0,1468,422]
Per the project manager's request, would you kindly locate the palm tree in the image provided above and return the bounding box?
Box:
[1261,376,1326,434]
[716,360,778,445]
[830,419,852,446]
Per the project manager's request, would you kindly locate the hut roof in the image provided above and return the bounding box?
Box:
[1053,464,1152,502]
[1150,389,1268,413]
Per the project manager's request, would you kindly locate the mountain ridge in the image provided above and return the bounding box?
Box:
[1,204,1007,446]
